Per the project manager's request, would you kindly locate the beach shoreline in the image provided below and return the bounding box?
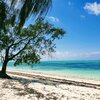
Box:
[0,70,100,100]
[7,69,100,85]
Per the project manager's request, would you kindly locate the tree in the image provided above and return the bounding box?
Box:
[0,0,53,78]
[0,18,65,78]
[0,0,65,79]
[0,0,52,31]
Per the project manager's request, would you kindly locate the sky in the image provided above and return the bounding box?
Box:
[26,0,100,60]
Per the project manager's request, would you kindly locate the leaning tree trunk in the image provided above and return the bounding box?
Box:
[1,60,8,74]
[0,48,11,79]
[0,60,11,79]
[1,48,9,74]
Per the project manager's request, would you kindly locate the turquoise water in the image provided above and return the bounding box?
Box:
[0,60,100,80]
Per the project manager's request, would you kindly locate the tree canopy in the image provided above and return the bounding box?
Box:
[0,18,65,65]
[0,0,52,31]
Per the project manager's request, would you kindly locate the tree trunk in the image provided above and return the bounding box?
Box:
[1,60,8,74]
[0,48,11,79]
[0,60,11,79]
[1,48,9,74]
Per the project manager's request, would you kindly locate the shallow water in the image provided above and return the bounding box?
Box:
[0,60,100,80]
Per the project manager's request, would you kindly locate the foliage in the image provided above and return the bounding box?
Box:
[0,18,65,66]
[0,0,52,31]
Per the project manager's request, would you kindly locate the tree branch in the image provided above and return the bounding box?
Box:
[8,36,29,48]
[9,40,30,60]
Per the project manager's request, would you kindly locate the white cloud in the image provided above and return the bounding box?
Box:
[84,2,100,16]
[47,16,59,22]
[41,51,100,61]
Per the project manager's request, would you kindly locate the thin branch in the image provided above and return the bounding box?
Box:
[8,36,29,48]
[9,40,30,60]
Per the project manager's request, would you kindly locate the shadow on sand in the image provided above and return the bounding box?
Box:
[1,76,59,100]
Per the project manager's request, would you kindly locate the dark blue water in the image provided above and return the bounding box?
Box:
[32,60,100,70]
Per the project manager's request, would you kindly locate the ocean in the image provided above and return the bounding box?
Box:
[0,60,100,80]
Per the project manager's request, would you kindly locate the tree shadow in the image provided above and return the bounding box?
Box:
[1,76,59,100]
[11,76,59,86]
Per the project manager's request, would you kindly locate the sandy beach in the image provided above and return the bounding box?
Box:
[1,0,100,100]
[0,70,100,100]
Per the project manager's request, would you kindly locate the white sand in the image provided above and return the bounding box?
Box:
[0,70,100,100]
